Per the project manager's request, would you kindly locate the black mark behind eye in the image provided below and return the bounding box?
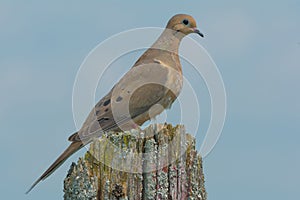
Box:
[103,99,111,106]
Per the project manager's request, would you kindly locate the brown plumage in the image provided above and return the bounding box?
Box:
[26,14,203,194]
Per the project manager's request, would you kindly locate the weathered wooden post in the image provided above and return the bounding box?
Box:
[63,124,206,200]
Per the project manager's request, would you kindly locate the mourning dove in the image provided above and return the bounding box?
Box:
[26,14,204,193]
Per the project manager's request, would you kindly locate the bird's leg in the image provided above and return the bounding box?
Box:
[129,123,143,138]
[131,123,142,131]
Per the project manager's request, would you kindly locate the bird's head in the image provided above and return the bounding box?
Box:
[166,14,204,37]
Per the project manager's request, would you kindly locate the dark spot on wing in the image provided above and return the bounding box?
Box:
[104,108,109,112]
[116,96,123,102]
[103,99,111,106]
[95,110,100,115]
[97,117,110,123]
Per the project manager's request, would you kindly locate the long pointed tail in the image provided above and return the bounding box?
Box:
[26,141,84,194]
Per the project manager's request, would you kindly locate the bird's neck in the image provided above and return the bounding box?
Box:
[151,29,184,54]
[133,29,184,73]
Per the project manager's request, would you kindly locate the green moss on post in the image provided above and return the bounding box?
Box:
[64,124,207,200]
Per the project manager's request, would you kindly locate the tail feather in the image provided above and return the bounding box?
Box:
[26,141,84,194]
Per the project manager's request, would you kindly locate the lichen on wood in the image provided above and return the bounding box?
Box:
[64,124,207,200]
[63,158,98,200]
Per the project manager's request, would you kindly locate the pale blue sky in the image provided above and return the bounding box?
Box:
[0,1,299,199]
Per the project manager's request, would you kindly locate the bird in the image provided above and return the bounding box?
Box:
[26,14,204,194]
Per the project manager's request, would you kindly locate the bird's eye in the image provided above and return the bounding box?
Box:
[182,19,189,25]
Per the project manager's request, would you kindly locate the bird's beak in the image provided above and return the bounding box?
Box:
[193,28,204,37]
